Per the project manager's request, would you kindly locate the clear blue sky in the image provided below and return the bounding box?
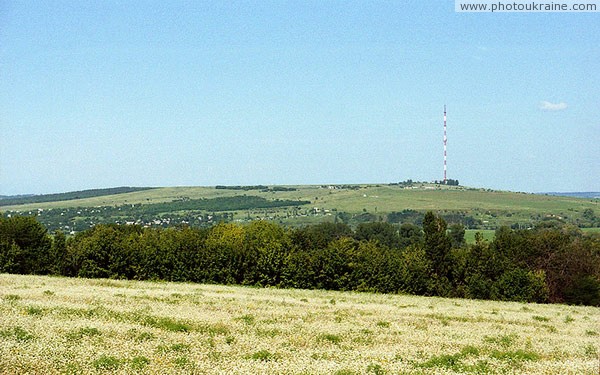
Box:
[1,1,598,195]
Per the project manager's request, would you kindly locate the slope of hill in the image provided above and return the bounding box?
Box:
[1,183,598,233]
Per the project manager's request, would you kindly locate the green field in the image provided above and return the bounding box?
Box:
[0,274,598,374]
[464,229,496,244]
[2,184,598,232]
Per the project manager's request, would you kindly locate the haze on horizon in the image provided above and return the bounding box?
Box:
[1,1,598,196]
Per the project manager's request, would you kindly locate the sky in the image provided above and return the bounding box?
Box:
[1,0,599,195]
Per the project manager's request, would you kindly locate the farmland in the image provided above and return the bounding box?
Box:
[2,183,598,234]
[0,274,598,374]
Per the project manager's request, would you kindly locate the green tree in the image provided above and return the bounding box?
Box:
[293,222,353,250]
[354,222,400,249]
[0,240,22,273]
[204,223,245,284]
[447,223,465,248]
[491,268,548,303]
[66,224,142,279]
[49,230,67,275]
[314,237,356,290]
[397,244,431,295]
[423,212,452,280]
[243,221,290,286]
[399,223,422,248]
[0,216,52,274]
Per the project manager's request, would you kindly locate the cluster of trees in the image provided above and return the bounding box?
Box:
[433,179,460,186]
[125,196,310,215]
[1,213,599,305]
[215,185,298,192]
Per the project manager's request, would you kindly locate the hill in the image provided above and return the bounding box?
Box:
[0,274,597,374]
[1,183,598,233]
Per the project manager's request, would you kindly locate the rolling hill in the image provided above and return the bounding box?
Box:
[1,183,598,234]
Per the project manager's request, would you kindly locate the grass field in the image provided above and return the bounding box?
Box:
[464,230,496,244]
[1,274,598,374]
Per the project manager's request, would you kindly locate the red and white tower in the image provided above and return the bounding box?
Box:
[443,105,447,183]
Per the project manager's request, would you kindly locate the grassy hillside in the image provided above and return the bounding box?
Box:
[2,184,598,232]
[0,274,597,374]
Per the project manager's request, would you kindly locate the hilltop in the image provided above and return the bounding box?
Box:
[1,183,598,233]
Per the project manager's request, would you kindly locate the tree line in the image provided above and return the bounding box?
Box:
[0,187,156,206]
[1,213,599,305]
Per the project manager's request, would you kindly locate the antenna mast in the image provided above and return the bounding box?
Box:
[443,105,447,184]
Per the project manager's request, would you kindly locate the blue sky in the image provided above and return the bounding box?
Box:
[1,0,598,195]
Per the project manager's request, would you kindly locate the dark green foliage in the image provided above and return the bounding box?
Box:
[313,237,356,290]
[386,210,423,225]
[563,275,600,306]
[1,214,599,305]
[293,222,353,250]
[448,223,466,248]
[0,240,22,274]
[398,223,423,248]
[131,195,310,215]
[67,224,140,279]
[215,185,296,192]
[423,212,452,281]
[0,216,54,274]
[354,222,400,249]
[50,230,67,275]
[397,245,432,295]
[491,268,549,303]
[242,221,290,286]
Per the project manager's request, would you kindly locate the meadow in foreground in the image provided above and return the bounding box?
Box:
[0,274,598,374]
